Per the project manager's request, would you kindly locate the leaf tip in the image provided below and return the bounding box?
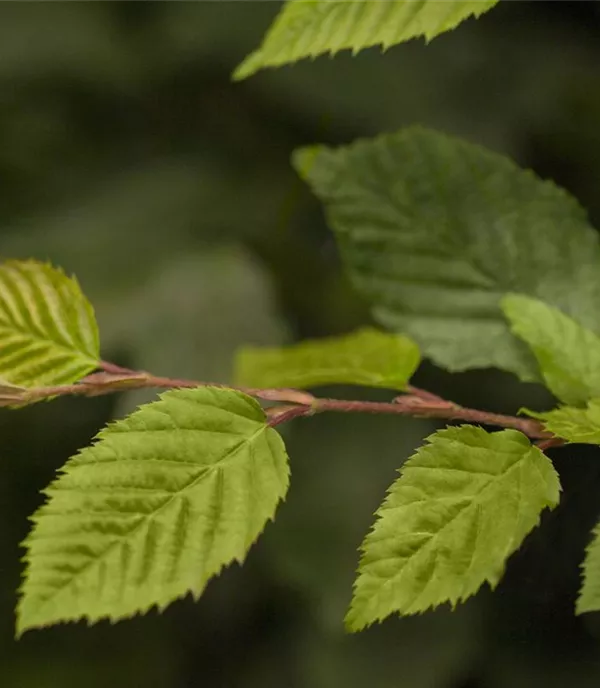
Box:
[291,145,322,180]
[232,51,262,81]
[343,606,367,634]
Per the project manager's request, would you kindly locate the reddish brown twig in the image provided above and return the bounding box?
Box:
[7,361,552,441]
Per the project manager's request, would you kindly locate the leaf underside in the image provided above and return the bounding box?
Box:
[0,260,99,387]
[347,425,560,631]
[235,327,420,390]
[293,127,600,381]
[17,387,290,635]
[502,294,600,406]
[234,0,499,80]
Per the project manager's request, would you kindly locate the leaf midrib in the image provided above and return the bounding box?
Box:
[362,454,526,604]
[25,422,267,620]
[0,318,97,363]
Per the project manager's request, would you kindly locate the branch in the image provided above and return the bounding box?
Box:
[269,397,550,439]
[10,362,551,440]
[22,369,316,406]
[535,436,566,451]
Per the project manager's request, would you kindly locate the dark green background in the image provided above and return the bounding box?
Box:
[1,2,600,686]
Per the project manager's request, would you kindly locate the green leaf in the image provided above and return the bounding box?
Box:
[346,425,560,631]
[0,260,99,387]
[234,0,499,80]
[17,386,289,635]
[577,522,600,614]
[235,327,420,390]
[293,127,600,381]
[502,294,600,405]
[529,401,600,445]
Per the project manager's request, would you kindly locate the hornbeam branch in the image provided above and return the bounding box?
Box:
[6,363,552,441]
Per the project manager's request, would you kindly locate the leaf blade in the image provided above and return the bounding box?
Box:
[293,127,600,380]
[234,0,499,80]
[235,327,420,390]
[347,425,560,631]
[530,401,600,445]
[17,386,290,634]
[502,294,600,405]
[0,260,99,387]
[577,522,600,615]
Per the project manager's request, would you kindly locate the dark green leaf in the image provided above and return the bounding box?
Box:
[293,127,600,380]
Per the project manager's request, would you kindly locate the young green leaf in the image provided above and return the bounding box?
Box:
[17,386,289,635]
[0,260,99,387]
[293,127,600,381]
[235,327,420,391]
[234,0,499,80]
[347,426,560,631]
[502,294,600,405]
[577,522,600,615]
[528,401,600,445]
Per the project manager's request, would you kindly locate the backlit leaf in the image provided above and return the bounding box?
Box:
[17,386,289,634]
[577,522,600,615]
[235,327,420,390]
[528,401,600,445]
[234,0,499,80]
[347,425,560,631]
[0,260,99,387]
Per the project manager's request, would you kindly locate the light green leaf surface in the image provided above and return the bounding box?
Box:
[577,522,600,615]
[0,260,99,387]
[234,0,499,80]
[17,386,289,635]
[235,327,420,390]
[528,401,600,445]
[502,294,600,405]
[347,425,560,631]
[293,127,600,380]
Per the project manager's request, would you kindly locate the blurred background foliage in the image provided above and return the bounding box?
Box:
[1,2,600,686]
